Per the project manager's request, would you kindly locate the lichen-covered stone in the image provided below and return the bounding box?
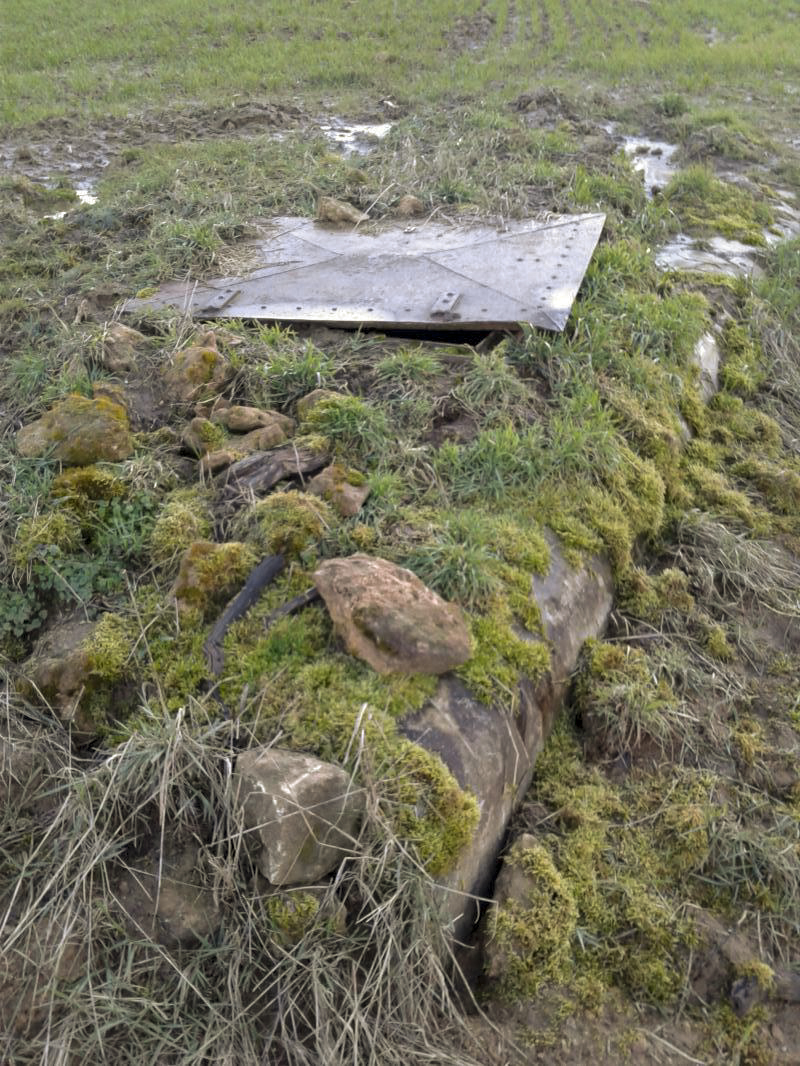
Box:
[51,464,127,502]
[101,321,147,373]
[163,334,232,403]
[260,887,346,943]
[313,554,472,675]
[233,746,365,885]
[308,463,371,517]
[16,394,133,464]
[181,416,226,457]
[196,423,287,473]
[91,381,130,413]
[171,539,258,616]
[12,509,83,571]
[149,487,212,567]
[316,196,369,224]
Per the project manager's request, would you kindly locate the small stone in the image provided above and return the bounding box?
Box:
[25,619,98,738]
[181,416,221,457]
[394,194,424,217]
[101,322,146,373]
[212,404,295,435]
[236,422,288,452]
[313,554,472,675]
[233,746,365,885]
[316,196,369,224]
[199,448,244,475]
[296,388,342,422]
[308,462,371,517]
[163,335,232,403]
[197,423,284,473]
[16,394,133,464]
[693,331,720,402]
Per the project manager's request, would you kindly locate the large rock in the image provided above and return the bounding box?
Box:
[233,746,364,885]
[401,535,613,935]
[532,529,614,725]
[16,394,133,464]
[113,839,221,947]
[313,555,472,675]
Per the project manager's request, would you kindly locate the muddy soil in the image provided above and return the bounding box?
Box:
[1,100,306,186]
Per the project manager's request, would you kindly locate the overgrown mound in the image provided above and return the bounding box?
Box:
[2,91,800,1064]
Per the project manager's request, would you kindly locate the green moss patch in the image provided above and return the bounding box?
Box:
[149,487,213,568]
[663,165,773,245]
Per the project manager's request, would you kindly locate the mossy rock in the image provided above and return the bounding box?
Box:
[296,389,343,422]
[238,491,333,558]
[181,416,228,457]
[307,462,371,517]
[51,465,127,503]
[485,833,578,1001]
[12,509,83,571]
[164,340,232,403]
[171,540,258,616]
[16,395,133,465]
[23,614,136,739]
[149,488,213,568]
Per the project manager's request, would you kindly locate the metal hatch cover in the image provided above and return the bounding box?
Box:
[124,213,606,332]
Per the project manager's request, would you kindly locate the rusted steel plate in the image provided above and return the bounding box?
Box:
[124,213,605,332]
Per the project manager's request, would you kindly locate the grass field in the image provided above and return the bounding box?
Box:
[3,2,800,1065]
[3,0,800,126]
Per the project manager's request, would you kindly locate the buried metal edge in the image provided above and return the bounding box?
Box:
[123,213,606,332]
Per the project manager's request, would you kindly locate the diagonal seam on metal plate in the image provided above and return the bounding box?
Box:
[123,213,605,332]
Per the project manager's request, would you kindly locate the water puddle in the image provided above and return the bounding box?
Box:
[621,135,679,197]
[766,192,800,245]
[318,119,393,156]
[45,183,98,219]
[655,233,764,277]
